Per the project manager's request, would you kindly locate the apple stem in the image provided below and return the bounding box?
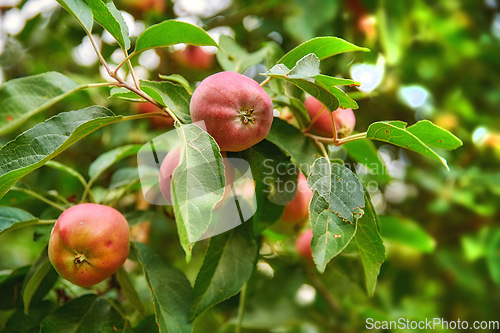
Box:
[260,76,272,87]
[302,104,329,134]
[335,132,367,145]
[305,132,367,146]
[329,108,338,142]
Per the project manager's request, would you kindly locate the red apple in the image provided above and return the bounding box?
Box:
[281,173,313,224]
[359,15,377,40]
[304,96,356,138]
[190,71,274,152]
[48,203,130,287]
[137,102,174,129]
[158,147,234,205]
[119,0,166,14]
[174,45,214,71]
[295,229,313,260]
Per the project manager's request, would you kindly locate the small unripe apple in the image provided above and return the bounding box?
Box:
[281,173,313,224]
[304,96,356,138]
[48,204,130,287]
[190,71,274,152]
[174,45,214,71]
[295,229,313,260]
[158,148,234,205]
[137,102,174,129]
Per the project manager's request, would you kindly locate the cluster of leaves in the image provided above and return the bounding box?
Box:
[0,0,480,332]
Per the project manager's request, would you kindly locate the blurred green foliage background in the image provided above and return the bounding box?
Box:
[0,0,499,331]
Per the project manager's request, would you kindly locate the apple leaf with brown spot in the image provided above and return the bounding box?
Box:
[0,106,122,199]
[366,120,463,170]
[308,157,365,273]
[0,72,80,135]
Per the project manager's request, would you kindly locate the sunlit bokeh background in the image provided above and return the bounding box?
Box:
[1,0,499,331]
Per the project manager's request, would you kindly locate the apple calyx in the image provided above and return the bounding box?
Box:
[73,253,88,268]
[240,108,256,124]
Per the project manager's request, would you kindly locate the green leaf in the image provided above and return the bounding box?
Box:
[253,181,285,235]
[406,120,463,150]
[172,124,226,261]
[2,300,56,333]
[45,160,88,188]
[314,75,359,109]
[109,167,139,189]
[216,35,270,73]
[366,120,458,170]
[265,118,322,175]
[115,267,145,316]
[278,36,369,69]
[190,224,258,319]
[0,72,80,135]
[308,158,365,272]
[273,96,311,129]
[88,144,142,181]
[354,192,385,296]
[84,0,130,50]
[158,74,193,94]
[0,106,121,199]
[379,216,436,253]
[0,266,29,310]
[55,0,93,33]
[109,87,144,102]
[266,54,358,110]
[0,207,38,234]
[140,80,192,123]
[22,250,56,315]
[237,140,297,206]
[40,294,123,332]
[134,20,217,55]
[134,242,192,333]
[343,139,390,182]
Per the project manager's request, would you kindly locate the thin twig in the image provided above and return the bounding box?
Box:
[12,187,67,211]
[260,76,272,87]
[86,27,181,126]
[318,141,328,157]
[80,179,95,204]
[335,132,367,145]
[305,133,335,144]
[235,283,248,333]
[109,71,180,123]
[84,82,118,89]
[304,264,339,314]
[87,33,111,73]
[114,51,137,73]
[305,132,367,146]
[303,104,327,134]
[329,108,338,142]
[123,49,140,89]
